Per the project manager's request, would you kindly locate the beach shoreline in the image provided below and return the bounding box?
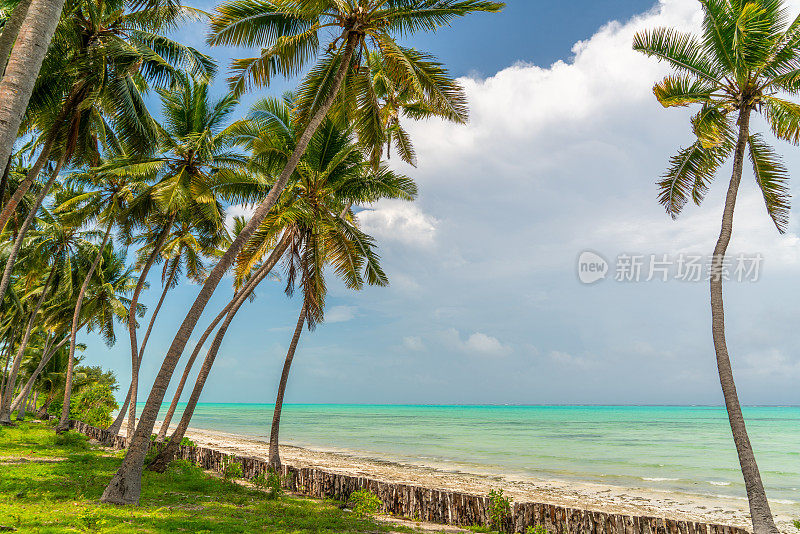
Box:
[129,421,796,533]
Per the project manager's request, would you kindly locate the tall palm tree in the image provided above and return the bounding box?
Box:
[106,77,253,437]
[148,97,414,471]
[632,2,800,532]
[0,0,212,307]
[102,0,501,505]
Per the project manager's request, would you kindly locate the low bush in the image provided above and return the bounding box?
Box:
[527,525,548,534]
[348,488,381,517]
[70,384,118,429]
[221,455,243,482]
[251,468,283,499]
[488,489,512,531]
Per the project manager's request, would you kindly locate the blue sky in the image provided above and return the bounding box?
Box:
[83,0,800,407]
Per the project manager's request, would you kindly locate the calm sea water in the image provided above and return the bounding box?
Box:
[147,404,799,505]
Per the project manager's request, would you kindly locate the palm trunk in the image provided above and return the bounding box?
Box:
[0,0,66,203]
[0,92,73,233]
[56,220,114,432]
[0,0,32,77]
[17,385,32,420]
[148,236,289,471]
[10,331,69,412]
[0,167,59,307]
[101,33,359,505]
[0,322,18,405]
[139,258,178,365]
[0,262,56,425]
[125,221,173,439]
[268,301,307,469]
[711,106,778,534]
[105,386,131,440]
[155,297,235,442]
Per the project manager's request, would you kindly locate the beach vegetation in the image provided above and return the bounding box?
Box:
[348,488,382,518]
[633,2,800,532]
[488,489,512,531]
[221,454,243,482]
[527,525,549,534]
[0,421,411,533]
[792,519,799,529]
[251,468,284,500]
[69,383,118,428]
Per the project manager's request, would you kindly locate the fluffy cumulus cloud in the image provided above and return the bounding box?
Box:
[317,0,800,404]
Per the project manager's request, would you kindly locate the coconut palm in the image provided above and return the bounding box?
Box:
[632,2,800,532]
[103,77,254,437]
[0,0,213,312]
[102,0,501,505]
[147,96,414,472]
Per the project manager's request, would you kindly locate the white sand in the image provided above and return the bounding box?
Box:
[124,423,797,533]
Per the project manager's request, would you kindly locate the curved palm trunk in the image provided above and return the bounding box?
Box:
[0,90,74,233]
[0,262,56,425]
[10,333,68,413]
[0,322,19,403]
[107,257,178,442]
[0,167,59,306]
[155,297,235,442]
[0,0,66,194]
[125,221,173,438]
[0,0,32,77]
[268,302,307,469]
[101,33,359,505]
[148,236,289,471]
[712,107,778,534]
[56,220,114,432]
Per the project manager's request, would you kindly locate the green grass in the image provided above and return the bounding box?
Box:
[0,421,412,533]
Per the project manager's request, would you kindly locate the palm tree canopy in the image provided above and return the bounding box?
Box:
[207,0,503,144]
[633,0,800,233]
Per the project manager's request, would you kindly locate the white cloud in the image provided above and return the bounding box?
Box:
[357,200,438,247]
[439,328,511,357]
[402,336,425,351]
[325,305,357,323]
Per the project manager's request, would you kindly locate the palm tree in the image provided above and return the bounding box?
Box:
[0,0,213,308]
[148,97,414,472]
[104,77,253,437]
[0,0,66,193]
[632,2,800,532]
[102,0,501,505]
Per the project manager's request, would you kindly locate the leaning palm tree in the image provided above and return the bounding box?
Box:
[102,0,502,505]
[106,77,254,437]
[147,99,413,471]
[632,2,800,532]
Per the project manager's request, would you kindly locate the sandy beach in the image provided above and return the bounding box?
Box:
[127,422,797,533]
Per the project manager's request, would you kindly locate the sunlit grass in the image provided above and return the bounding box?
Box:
[0,421,412,533]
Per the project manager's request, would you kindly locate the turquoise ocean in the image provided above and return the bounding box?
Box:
[148,404,799,506]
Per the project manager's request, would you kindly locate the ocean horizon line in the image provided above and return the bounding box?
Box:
[131,402,800,408]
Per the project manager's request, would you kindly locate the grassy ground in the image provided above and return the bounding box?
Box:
[0,420,418,533]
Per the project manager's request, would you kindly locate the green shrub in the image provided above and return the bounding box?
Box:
[488,489,512,531]
[54,431,89,450]
[70,384,118,428]
[792,519,799,530]
[221,455,242,482]
[527,525,548,534]
[348,488,381,517]
[180,436,196,448]
[250,468,283,499]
